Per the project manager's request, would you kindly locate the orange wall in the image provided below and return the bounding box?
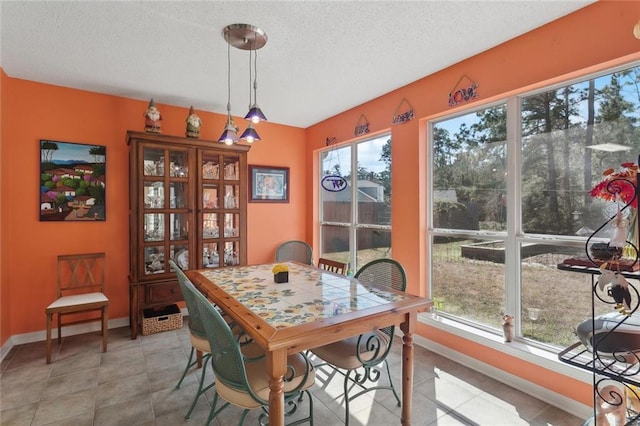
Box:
[2,0,640,408]
[0,78,305,343]
[305,0,640,408]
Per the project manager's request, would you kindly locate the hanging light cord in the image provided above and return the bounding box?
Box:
[248,38,253,108]
[226,38,231,114]
[253,41,259,105]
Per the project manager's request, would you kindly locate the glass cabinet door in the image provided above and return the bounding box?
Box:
[170,182,187,208]
[223,156,239,180]
[202,242,219,268]
[140,145,191,275]
[223,184,239,209]
[202,213,219,238]
[223,241,240,266]
[197,151,244,269]
[169,150,189,178]
[143,148,164,176]
[144,182,164,208]
[203,184,219,209]
[144,213,164,242]
[202,154,220,179]
[223,213,239,237]
[144,246,165,274]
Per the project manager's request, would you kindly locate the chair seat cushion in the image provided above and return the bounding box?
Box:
[311,330,390,370]
[46,292,108,310]
[190,327,263,359]
[215,353,315,409]
[189,332,211,353]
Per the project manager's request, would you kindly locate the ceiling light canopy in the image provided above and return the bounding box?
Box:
[218,23,268,145]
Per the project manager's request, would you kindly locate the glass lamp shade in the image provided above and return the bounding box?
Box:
[218,116,239,145]
[240,124,261,143]
[244,105,267,123]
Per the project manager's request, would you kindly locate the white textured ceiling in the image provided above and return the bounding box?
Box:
[0,1,594,128]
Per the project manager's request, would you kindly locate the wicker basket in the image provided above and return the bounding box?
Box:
[142,304,183,335]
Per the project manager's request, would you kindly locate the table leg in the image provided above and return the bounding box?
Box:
[400,312,417,426]
[267,348,287,426]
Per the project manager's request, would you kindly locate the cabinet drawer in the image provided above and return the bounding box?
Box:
[146,281,182,304]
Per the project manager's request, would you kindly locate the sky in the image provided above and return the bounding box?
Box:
[42,140,102,163]
[322,133,388,175]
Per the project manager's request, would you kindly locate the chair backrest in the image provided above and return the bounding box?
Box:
[57,253,106,297]
[170,260,207,338]
[318,257,348,275]
[275,240,313,265]
[183,274,256,399]
[355,258,407,339]
[354,258,407,292]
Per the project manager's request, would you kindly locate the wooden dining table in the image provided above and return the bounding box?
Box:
[186,261,431,426]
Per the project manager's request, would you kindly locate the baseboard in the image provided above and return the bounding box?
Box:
[0,307,189,363]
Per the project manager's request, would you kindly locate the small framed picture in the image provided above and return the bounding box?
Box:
[249,165,289,203]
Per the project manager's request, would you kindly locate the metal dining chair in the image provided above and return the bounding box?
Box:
[183,272,316,426]
[310,258,407,425]
[275,240,314,265]
[171,260,262,420]
[171,260,215,419]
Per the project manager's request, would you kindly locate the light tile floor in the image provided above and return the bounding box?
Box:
[0,321,584,425]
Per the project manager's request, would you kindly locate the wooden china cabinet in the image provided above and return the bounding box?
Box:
[127,130,250,338]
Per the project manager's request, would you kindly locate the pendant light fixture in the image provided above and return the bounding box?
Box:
[218,39,238,145]
[218,23,267,145]
[243,35,267,124]
[240,39,261,143]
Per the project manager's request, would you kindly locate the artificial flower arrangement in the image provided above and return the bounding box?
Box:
[589,163,638,255]
[272,264,289,283]
[272,264,289,274]
[588,162,638,315]
[589,162,638,252]
[590,162,638,208]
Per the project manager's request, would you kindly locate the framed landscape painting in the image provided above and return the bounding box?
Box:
[39,139,106,221]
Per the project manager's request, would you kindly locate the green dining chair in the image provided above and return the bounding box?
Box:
[171,260,215,419]
[171,260,261,420]
[310,258,407,426]
[275,240,314,265]
[184,270,316,426]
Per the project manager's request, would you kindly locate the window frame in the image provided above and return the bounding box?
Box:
[427,59,640,350]
[319,133,392,271]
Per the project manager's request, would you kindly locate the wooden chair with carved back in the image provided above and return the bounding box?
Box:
[45,252,109,363]
[317,257,348,275]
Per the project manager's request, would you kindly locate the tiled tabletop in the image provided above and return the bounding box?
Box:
[198,262,408,329]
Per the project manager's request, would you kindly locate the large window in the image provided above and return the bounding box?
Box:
[430,63,640,348]
[320,134,392,272]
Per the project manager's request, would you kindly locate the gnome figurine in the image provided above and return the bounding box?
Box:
[144,98,162,133]
[185,106,202,138]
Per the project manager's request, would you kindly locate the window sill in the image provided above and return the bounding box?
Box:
[416,312,592,384]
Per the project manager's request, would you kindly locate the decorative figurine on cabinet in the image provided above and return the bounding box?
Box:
[185,106,202,138]
[144,98,162,133]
